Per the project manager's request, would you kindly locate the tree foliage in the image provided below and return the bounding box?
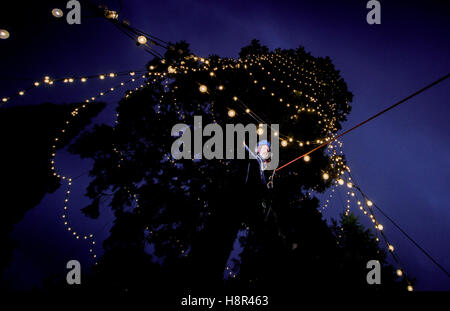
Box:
[68,39,405,295]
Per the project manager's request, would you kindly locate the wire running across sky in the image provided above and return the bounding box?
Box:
[275,73,450,172]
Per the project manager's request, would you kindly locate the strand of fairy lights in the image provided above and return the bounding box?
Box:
[0,70,148,105]
[51,73,147,263]
[323,139,414,290]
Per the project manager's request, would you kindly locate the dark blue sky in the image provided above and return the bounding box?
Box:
[0,0,449,290]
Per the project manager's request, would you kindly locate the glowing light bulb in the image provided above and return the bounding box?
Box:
[256,127,264,135]
[0,29,10,39]
[232,96,238,101]
[338,179,344,185]
[377,224,384,231]
[218,85,224,91]
[199,85,207,93]
[367,200,373,207]
[109,73,115,78]
[34,82,40,86]
[99,74,105,80]
[245,108,250,113]
[347,182,353,188]
[281,140,288,147]
[323,173,329,180]
[388,244,394,252]
[304,155,311,162]
[137,35,147,45]
[19,91,24,96]
[396,269,403,277]
[228,109,236,118]
[2,97,8,102]
[81,77,87,82]
[407,285,413,292]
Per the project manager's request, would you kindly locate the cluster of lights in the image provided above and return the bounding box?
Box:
[162,54,334,149]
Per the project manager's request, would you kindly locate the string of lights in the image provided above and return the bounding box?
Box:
[51,74,147,263]
[1,70,147,105]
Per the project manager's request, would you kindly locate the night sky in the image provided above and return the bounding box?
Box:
[0,0,449,290]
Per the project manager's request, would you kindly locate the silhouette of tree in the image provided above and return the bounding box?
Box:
[67,39,406,296]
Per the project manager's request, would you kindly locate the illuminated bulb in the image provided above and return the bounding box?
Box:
[281,140,288,147]
[377,224,384,231]
[168,66,176,73]
[388,244,394,252]
[218,85,224,90]
[347,182,353,188]
[228,109,236,118]
[323,173,329,180]
[396,269,403,277]
[52,8,63,18]
[245,108,250,113]
[149,65,155,70]
[304,155,310,162]
[256,127,264,135]
[232,96,238,101]
[109,73,115,78]
[199,85,207,93]
[99,74,105,80]
[34,82,40,86]
[337,179,344,185]
[19,91,25,96]
[0,29,10,39]
[367,200,373,207]
[137,35,147,45]
[2,97,8,102]
[209,72,215,77]
[81,77,87,82]
[407,285,413,292]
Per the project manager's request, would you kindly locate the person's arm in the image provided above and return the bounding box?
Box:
[243,141,258,160]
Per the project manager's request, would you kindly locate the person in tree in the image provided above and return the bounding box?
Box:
[243,139,272,185]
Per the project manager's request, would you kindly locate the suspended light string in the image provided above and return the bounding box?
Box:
[329,164,414,290]
[1,70,147,105]
[320,139,417,289]
[328,136,449,279]
[275,73,450,172]
[348,176,450,278]
[85,1,168,58]
[51,75,146,263]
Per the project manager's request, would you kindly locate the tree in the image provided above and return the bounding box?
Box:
[67,39,406,296]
